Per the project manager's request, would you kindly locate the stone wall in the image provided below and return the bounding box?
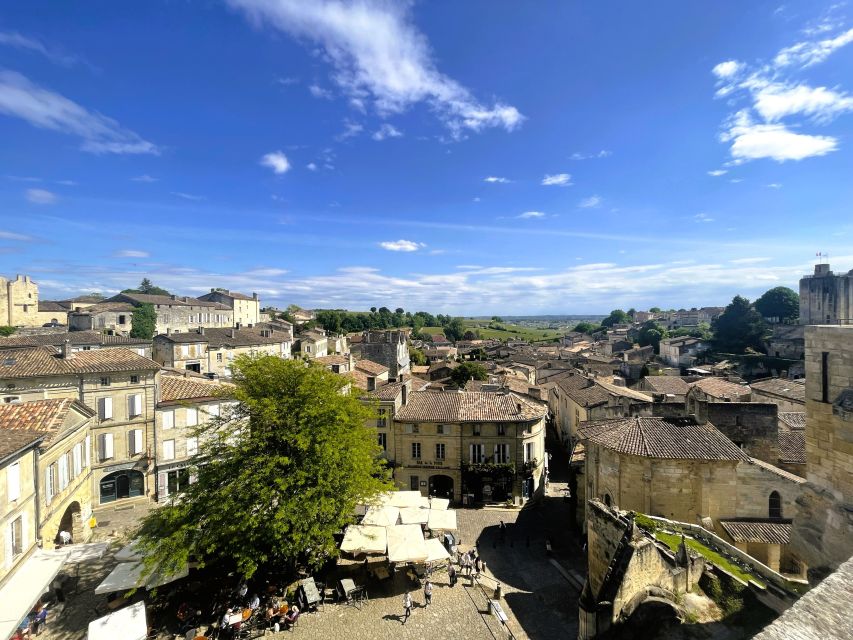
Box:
[361,330,410,381]
[1,274,41,327]
[734,460,803,521]
[694,401,780,465]
[799,264,853,325]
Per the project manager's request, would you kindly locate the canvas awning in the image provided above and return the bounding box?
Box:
[95,560,188,594]
[384,491,429,509]
[386,524,429,563]
[0,548,69,640]
[340,525,388,555]
[114,540,142,562]
[87,601,147,640]
[64,542,110,564]
[399,507,429,525]
[428,497,450,510]
[427,509,457,531]
[361,505,399,527]
[424,538,450,563]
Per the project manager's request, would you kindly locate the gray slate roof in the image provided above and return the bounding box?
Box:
[395,391,545,423]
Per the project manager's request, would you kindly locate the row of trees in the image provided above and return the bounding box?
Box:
[312,307,470,342]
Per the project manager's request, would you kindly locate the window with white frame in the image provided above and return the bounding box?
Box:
[45,465,56,505]
[162,410,174,430]
[469,443,485,463]
[411,442,421,459]
[435,443,446,460]
[524,442,535,463]
[181,345,189,357]
[98,433,114,461]
[73,443,83,476]
[7,462,20,502]
[98,397,113,421]
[186,408,198,427]
[10,515,23,558]
[128,429,143,456]
[127,394,142,418]
[58,454,69,490]
[186,437,198,457]
[494,443,510,464]
[163,440,175,460]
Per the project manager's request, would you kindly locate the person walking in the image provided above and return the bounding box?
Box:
[424,580,432,607]
[402,592,413,624]
[448,563,457,587]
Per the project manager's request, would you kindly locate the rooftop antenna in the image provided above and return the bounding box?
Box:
[816,251,829,263]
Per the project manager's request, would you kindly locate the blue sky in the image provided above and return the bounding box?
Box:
[1,0,852,314]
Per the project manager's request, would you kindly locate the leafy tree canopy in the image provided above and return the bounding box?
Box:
[600,309,631,328]
[136,356,391,580]
[712,295,767,353]
[573,321,601,334]
[408,346,427,366]
[462,329,480,341]
[442,317,466,342]
[491,315,504,323]
[451,361,488,387]
[129,303,157,339]
[754,286,799,323]
[122,278,171,296]
[637,321,668,353]
[649,307,662,313]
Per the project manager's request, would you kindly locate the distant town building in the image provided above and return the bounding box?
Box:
[197,289,261,327]
[659,336,707,368]
[360,330,410,381]
[0,274,65,327]
[0,331,152,358]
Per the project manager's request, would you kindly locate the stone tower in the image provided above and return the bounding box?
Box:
[799,263,853,325]
[0,274,40,327]
[360,330,410,381]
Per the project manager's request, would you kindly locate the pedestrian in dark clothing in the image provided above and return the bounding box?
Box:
[448,563,457,587]
[424,581,432,607]
[475,556,482,573]
[402,592,413,624]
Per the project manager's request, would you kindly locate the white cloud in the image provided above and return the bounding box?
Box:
[260,150,291,174]
[131,174,158,183]
[115,249,149,258]
[379,239,426,252]
[25,188,57,204]
[171,192,205,201]
[774,27,853,68]
[721,112,837,162]
[708,169,728,176]
[766,182,783,188]
[372,123,403,141]
[306,162,318,171]
[0,31,79,67]
[336,119,363,140]
[579,195,602,208]
[483,176,509,184]
[0,230,33,241]
[541,173,572,187]
[275,75,300,86]
[56,179,76,186]
[518,211,545,219]
[0,71,158,155]
[694,212,714,223]
[730,257,771,264]
[227,0,523,135]
[753,83,853,123]
[712,60,744,79]
[570,150,611,160]
[308,84,333,99]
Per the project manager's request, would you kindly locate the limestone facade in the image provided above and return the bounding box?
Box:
[197,289,260,327]
[799,263,853,325]
[0,274,41,327]
[791,325,853,573]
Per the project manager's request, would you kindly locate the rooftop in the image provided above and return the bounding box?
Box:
[0,398,94,446]
[779,431,806,465]
[0,346,160,378]
[779,412,806,431]
[578,416,750,462]
[395,391,546,423]
[689,376,751,400]
[0,331,150,349]
[159,372,233,403]
[750,377,806,403]
[355,359,390,376]
[0,429,44,463]
[719,519,792,545]
[155,327,289,348]
[641,376,690,396]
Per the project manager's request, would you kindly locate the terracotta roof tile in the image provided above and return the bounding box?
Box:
[778,412,806,431]
[578,416,749,461]
[778,431,806,464]
[395,391,545,423]
[0,346,159,378]
[641,376,690,396]
[159,373,233,403]
[0,331,149,349]
[0,398,93,446]
[0,429,44,462]
[720,519,792,545]
[355,359,389,376]
[689,377,751,400]
[750,378,805,403]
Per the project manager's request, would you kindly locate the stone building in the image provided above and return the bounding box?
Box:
[636,376,690,405]
[799,262,853,325]
[685,377,751,413]
[73,293,235,335]
[360,330,410,381]
[393,390,547,504]
[750,377,805,412]
[791,325,853,574]
[550,373,653,446]
[363,379,411,469]
[578,415,805,572]
[0,330,152,359]
[197,289,260,327]
[294,328,329,359]
[0,430,43,584]
[659,336,707,368]
[154,372,234,502]
[0,399,95,548]
[0,345,161,509]
[153,325,292,377]
[767,324,805,360]
[0,274,59,327]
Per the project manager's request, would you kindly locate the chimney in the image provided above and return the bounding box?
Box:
[401,382,408,405]
[230,329,236,338]
[166,328,171,335]
[60,339,73,359]
[253,292,258,301]
[197,327,204,335]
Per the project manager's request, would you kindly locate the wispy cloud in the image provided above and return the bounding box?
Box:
[765,182,783,189]
[0,31,79,67]
[483,176,509,184]
[171,192,205,201]
[708,169,728,176]
[774,27,853,68]
[570,150,611,160]
[730,257,771,264]
[308,83,333,99]
[115,249,149,258]
[0,230,33,241]
[541,173,572,186]
[379,239,426,252]
[131,174,158,183]
[0,71,159,155]
[227,0,523,136]
[25,188,57,204]
[372,123,403,141]
[579,195,602,208]
[517,211,545,219]
[694,212,715,223]
[721,110,837,162]
[306,162,318,171]
[335,119,363,141]
[260,150,291,174]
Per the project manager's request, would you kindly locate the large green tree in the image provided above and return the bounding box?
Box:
[129,303,157,339]
[712,296,767,353]
[637,321,668,353]
[573,321,601,334]
[754,286,799,323]
[600,309,631,328]
[136,356,391,579]
[443,317,467,342]
[451,361,488,386]
[122,278,171,296]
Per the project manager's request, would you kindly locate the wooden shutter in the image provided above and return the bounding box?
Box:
[7,463,20,502]
[187,437,198,457]
[84,435,91,467]
[58,455,68,490]
[99,397,113,420]
[186,408,198,427]
[45,467,54,505]
[162,410,174,430]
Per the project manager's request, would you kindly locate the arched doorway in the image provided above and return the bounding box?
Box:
[55,501,82,545]
[99,470,145,504]
[429,475,454,500]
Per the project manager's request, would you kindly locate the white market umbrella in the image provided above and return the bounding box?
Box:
[114,540,143,562]
[427,509,457,532]
[64,542,110,563]
[362,505,399,527]
[399,507,429,525]
[340,525,388,555]
[87,601,147,640]
[428,497,450,510]
[386,524,429,563]
[424,538,450,563]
